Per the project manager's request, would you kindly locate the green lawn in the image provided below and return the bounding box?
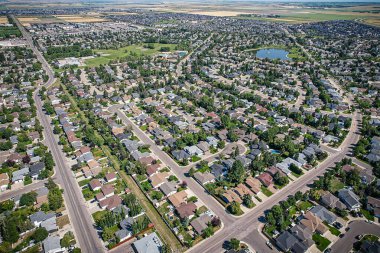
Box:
[330,178,345,193]
[312,233,331,251]
[296,201,313,212]
[361,208,375,221]
[78,178,91,187]
[85,43,177,67]
[261,186,273,197]
[324,222,341,236]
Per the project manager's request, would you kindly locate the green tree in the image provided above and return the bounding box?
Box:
[32,227,48,242]
[227,160,245,184]
[48,187,63,211]
[20,192,37,206]
[230,238,240,250]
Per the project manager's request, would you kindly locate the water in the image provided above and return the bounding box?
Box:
[256,48,291,61]
[270,149,281,155]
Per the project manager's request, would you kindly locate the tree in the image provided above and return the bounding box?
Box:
[20,192,37,206]
[227,160,245,184]
[0,200,14,213]
[61,231,75,248]
[203,225,214,238]
[227,201,242,215]
[243,194,254,208]
[2,219,19,243]
[48,187,63,211]
[102,227,114,241]
[32,227,48,242]
[230,238,240,250]
[46,178,57,190]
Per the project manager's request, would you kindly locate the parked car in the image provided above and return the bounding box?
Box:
[266,241,273,250]
[334,222,343,229]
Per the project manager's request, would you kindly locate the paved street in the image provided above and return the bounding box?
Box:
[331,220,380,253]
[0,179,48,202]
[12,16,104,253]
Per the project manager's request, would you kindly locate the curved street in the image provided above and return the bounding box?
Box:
[331,220,380,253]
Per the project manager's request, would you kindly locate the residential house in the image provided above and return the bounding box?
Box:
[194,172,215,185]
[0,173,9,191]
[300,211,328,235]
[43,236,64,253]
[168,191,188,207]
[257,173,273,187]
[245,176,262,194]
[132,232,163,253]
[310,205,338,225]
[190,214,212,235]
[176,202,197,220]
[338,189,361,211]
[320,192,346,211]
[367,196,380,218]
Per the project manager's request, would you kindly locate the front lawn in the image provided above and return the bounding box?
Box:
[361,208,374,221]
[312,233,331,251]
[261,186,273,197]
[324,223,341,236]
[330,178,345,193]
[296,201,313,212]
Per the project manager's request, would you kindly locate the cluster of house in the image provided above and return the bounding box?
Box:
[88,172,124,211]
[274,187,372,252]
[366,136,380,163]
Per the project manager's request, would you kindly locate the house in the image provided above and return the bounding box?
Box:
[193,172,215,185]
[12,167,29,183]
[245,176,262,194]
[222,189,243,204]
[172,150,190,161]
[191,214,212,234]
[146,164,161,176]
[276,231,299,252]
[320,191,346,211]
[105,172,117,183]
[300,211,328,235]
[41,217,58,233]
[310,205,338,224]
[98,195,122,211]
[257,173,273,187]
[367,196,380,218]
[149,172,169,188]
[159,182,177,197]
[132,232,163,253]
[43,236,64,253]
[29,162,45,180]
[233,183,254,197]
[89,179,101,191]
[168,191,188,207]
[0,173,9,191]
[338,189,361,211]
[176,202,197,219]
[184,146,204,156]
[290,224,314,249]
[101,184,115,198]
[30,211,56,227]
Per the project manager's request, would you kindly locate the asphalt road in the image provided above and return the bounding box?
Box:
[12,16,104,253]
[331,220,380,253]
[0,179,47,202]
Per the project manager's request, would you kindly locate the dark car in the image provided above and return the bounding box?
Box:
[340,234,345,238]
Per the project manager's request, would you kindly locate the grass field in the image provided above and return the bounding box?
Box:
[85,43,176,67]
[18,15,107,25]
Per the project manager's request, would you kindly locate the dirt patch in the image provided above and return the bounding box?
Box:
[0,17,8,24]
[55,15,107,23]
[57,215,70,229]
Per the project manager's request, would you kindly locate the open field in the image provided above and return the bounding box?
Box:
[54,15,107,23]
[85,43,177,67]
[0,16,8,24]
[18,15,107,25]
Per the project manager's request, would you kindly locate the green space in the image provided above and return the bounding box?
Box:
[324,222,341,236]
[0,26,21,38]
[361,208,374,221]
[296,201,313,212]
[312,233,331,251]
[330,178,345,193]
[85,43,177,67]
[78,178,91,187]
[261,186,273,197]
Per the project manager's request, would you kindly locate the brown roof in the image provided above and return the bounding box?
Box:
[146,164,161,176]
[168,191,188,207]
[257,173,273,187]
[234,183,254,197]
[245,176,262,194]
[89,179,101,190]
[99,195,122,211]
[222,189,243,204]
[176,202,197,219]
[101,184,115,196]
[105,172,116,182]
[301,211,328,234]
[149,172,169,188]
[88,160,100,170]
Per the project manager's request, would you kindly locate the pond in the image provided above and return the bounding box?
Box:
[256,48,291,61]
